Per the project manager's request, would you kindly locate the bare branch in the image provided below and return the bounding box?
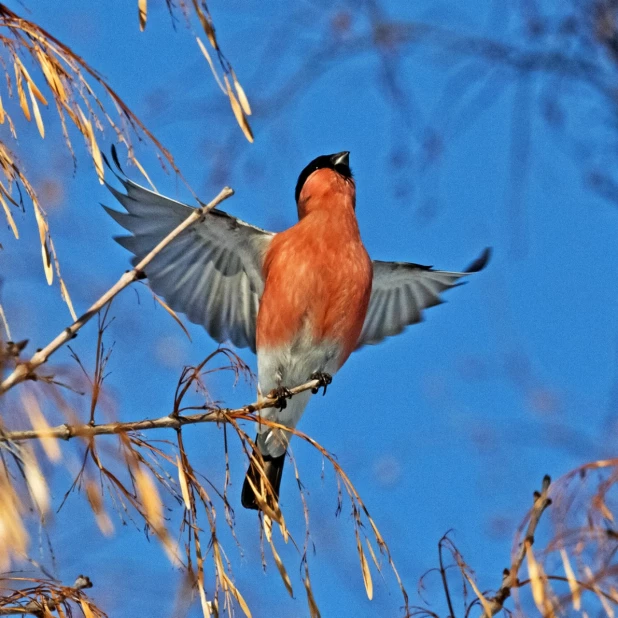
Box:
[481,475,552,617]
[0,376,322,443]
[0,185,234,396]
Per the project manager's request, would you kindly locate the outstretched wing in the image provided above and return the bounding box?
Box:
[357,248,490,348]
[104,176,274,352]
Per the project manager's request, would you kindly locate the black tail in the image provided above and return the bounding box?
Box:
[241,439,286,511]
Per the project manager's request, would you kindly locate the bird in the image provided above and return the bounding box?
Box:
[103,151,489,512]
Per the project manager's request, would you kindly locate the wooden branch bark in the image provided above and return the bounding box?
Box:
[0,186,234,396]
[481,475,552,617]
[0,377,322,443]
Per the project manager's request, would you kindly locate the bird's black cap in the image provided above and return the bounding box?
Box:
[295,152,352,203]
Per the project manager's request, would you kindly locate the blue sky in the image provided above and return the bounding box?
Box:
[2,0,617,616]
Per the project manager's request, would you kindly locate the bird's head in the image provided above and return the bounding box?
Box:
[295,152,355,218]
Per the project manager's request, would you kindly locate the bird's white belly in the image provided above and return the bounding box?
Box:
[255,338,342,457]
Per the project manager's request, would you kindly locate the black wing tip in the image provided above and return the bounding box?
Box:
[465,247,491,273]
[102,144,122,175]
[110,144,121,170]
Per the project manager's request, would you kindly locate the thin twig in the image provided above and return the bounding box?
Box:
[481,475,552,617]
[0,186,234,396]
[438,535,457,618]
[0,377,322,443]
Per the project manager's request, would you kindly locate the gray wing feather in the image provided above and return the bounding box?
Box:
[104,176,273,352]
[357,249,490,348]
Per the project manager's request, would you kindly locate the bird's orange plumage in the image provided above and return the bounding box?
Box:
[256,168,373,366]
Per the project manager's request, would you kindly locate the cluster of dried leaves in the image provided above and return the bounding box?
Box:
[137,0,253,142]
[0,301,411,617]
[0,1,252,321]
[0,575,102,617]
[0,3,175,319]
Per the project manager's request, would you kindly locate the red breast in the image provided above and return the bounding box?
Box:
[256,168,373,367]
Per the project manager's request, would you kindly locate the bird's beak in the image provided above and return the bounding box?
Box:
[331,151,350,168]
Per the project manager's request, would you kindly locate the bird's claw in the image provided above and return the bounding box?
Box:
[310,372,332,395]
[268,386,293,409]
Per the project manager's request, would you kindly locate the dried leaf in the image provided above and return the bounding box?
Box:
[526,543,554,616]
[560,549,580,610]
[14,54,48,105]
[584,566,614,618]
[59,278,77,321]
[356,530,373,600]
[35,49,67,103]
[138,0,147,31]
[0,191,19,239]
[40,240,53,284]
[526,545,544,607]
[243,473,285,525]
[263,513,273,542]
[90,127,104,184]
[224,75,254,143]
[196,37,225,93]
[86,480,114,536]
[0,466,28,570]
[135,466,163,529]
[80,600,95,618]
[267,530,293,597]
[205,23,217,48]
[0,95,5,124]
[601,598,616,618]
[232,72,251,116]
[153,294,192,341]
[0,302,11,339]
[28,82,45,138]
[134,465,180,565]
[193,4,218,49]
[33,205,53,284]
[462,568,493,618]
[23,392,61,462]
[5,110,16,138]
[198,575,213,617]
[303,564,321,618]
[23,447,50,514]
[77,107,104,183]
[176,455,192,510]
[364,536,381,571]
[222,573,252,618]
[367,516,384,546]
[277,511,289,542]
[131,155,156,190]
[14,63,31,121]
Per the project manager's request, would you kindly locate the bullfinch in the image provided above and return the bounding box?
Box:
[104,151,489,511]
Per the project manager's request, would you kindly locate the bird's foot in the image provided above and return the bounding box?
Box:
[267,386,293,409]
[310,372,332,395]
